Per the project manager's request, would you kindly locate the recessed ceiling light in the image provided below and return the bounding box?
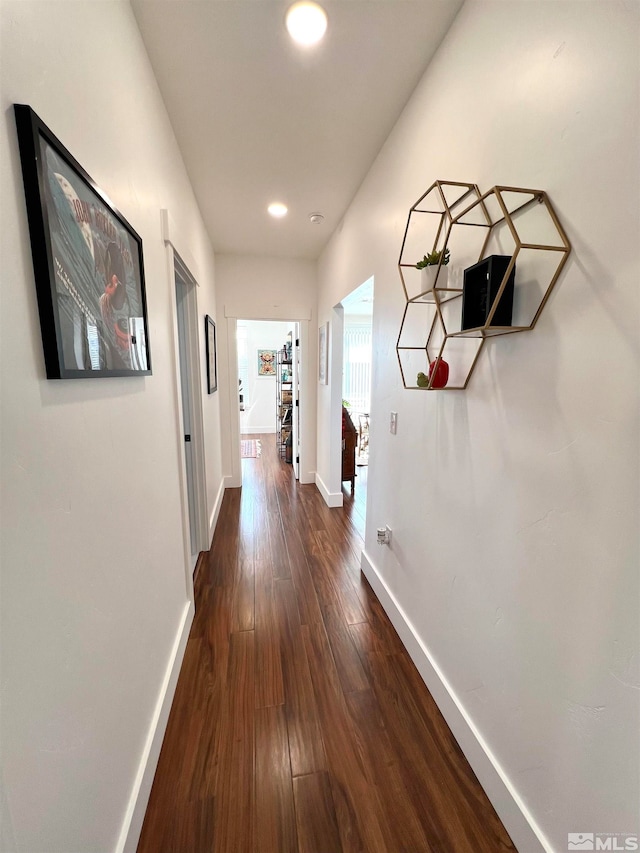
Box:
[268,202,288,218]
[286,1,328,47]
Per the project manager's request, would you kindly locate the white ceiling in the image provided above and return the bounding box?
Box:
[132,0,464,260]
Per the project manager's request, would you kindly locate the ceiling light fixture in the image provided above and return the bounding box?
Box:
[286,1,328,47]
[308,212,324,224]
[268,202,288,218]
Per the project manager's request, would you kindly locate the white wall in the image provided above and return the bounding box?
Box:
[239,320,292,433]
[215,253,317,486]
[0,2,222,851]
[316,2,639,851]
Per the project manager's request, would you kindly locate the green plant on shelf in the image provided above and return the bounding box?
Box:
[416,248,450,269]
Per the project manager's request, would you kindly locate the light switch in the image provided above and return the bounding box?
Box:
[390,411,398,434]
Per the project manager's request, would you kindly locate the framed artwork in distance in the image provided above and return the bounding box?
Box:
[257,349,276,376]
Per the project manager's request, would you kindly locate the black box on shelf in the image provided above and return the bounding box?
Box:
[461,255,515,330]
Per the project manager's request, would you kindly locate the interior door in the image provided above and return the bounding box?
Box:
[292,323,300,480]
[174,266,198,560]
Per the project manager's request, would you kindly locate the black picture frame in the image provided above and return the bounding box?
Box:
[205,315,217,393]
[14,104,151,379]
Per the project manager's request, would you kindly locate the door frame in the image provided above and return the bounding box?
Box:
[328,303,345,501]
[292,322,301,479]
[173,255,209,564]
[224,310,312,488]
[163,214,209,595]
[328,275,375,501]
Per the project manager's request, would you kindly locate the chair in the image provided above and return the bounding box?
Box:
[357,413,369,460]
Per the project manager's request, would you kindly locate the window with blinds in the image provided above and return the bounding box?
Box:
[342,322,372,414]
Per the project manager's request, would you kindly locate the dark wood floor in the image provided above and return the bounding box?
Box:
[138,434,516,853]
[343,458,367,535]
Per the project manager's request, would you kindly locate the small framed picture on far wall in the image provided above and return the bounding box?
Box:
[257,349,276,376]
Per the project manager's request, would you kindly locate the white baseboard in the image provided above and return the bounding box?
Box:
[224,473,241,489]
[299,470,315,485]
[315,472,343,507]
[116,599,195,853]
[360,549,552,853]
[209,478,226,545]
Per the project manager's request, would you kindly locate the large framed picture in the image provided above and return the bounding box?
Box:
[14,104,151,379]
[205,314,217,393]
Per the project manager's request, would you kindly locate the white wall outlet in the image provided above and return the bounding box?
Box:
[390,411,398,434]
[377,526,392,546]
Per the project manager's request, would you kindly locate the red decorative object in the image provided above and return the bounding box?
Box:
[428,357,449,389]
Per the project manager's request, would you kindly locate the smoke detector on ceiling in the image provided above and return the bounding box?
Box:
[308,212,324,225]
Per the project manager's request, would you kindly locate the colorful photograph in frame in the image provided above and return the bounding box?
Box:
[14,104,151,378]
[257,349,276,376]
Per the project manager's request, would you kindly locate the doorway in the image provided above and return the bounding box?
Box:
[339,277,373,531]
[174,254,208,571]
[236,319,301,479]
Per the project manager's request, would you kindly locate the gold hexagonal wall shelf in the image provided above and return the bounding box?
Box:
[396,182,571,390]
[398,180,486,304]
